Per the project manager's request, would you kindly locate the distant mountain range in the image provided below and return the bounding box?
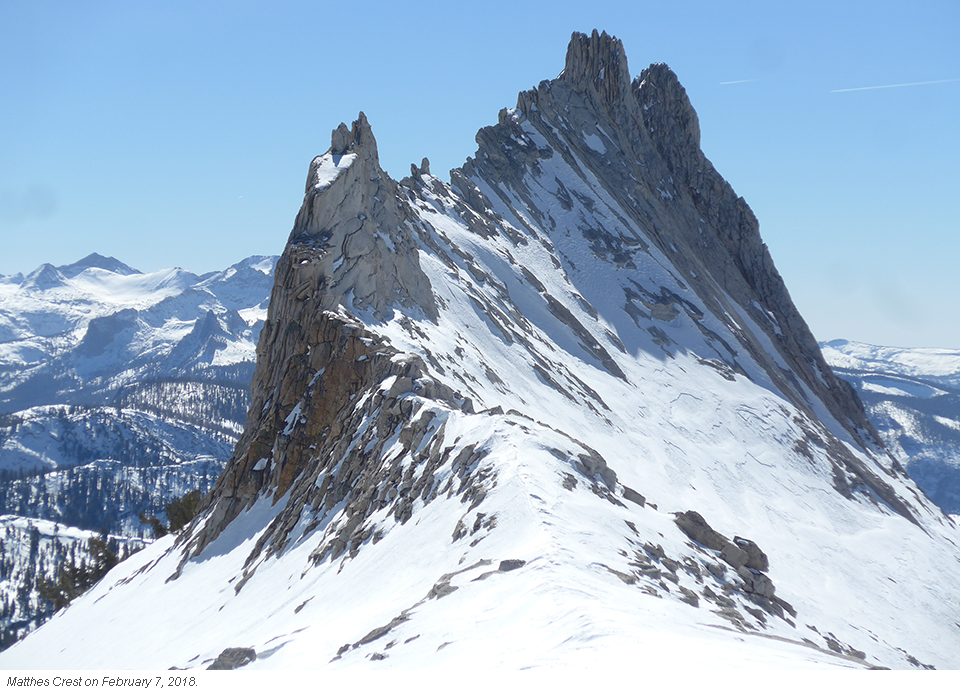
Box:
[822,340,960,516]
[0,252,276,416]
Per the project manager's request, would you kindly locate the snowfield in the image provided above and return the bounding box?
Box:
[7,384,958,669]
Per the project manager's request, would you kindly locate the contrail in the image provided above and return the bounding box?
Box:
[719,79,759,85]
[831,78,959,93]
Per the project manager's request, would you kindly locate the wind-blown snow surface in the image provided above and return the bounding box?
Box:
[4,32,960,670]
[823,340,960,515]
[5,385,957,669]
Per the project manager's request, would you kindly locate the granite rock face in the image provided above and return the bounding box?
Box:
[476,32,874,449]
[290,112,437,322]
[180,115,450,561]
[461,30,919,522]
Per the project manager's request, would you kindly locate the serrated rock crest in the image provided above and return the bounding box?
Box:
[148,34,947,670]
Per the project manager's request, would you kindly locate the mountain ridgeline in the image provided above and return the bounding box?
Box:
[5,31,959,670]
[186,30,919,562]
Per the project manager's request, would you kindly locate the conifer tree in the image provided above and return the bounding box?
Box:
[37,534,119,612]
[166,490,202,533]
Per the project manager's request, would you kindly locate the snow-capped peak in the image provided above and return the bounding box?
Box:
[57,253,141,279]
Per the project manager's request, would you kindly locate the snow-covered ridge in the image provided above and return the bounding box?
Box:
[823,339,960,389]
[0,253,275,342]
[3,30,958,671]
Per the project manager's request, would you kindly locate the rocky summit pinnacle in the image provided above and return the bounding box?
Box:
[560,29,633,111]
[290,111,437,321]
[7,31,960,671]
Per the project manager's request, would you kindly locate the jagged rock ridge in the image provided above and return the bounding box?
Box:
[5,31,959,670]
[186,30,926,563]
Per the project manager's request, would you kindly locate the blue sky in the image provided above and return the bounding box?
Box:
[1,1,958,348]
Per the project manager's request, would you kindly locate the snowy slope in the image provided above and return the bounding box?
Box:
[823,339,960,514]
[4,31,958,671]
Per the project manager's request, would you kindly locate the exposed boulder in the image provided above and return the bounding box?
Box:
[675,511,773,577]
[575,449,617,489]
[719,543,750,570]
[498,559,526,572]
[207,647,256,670]
[674,510,727,551]
[622,486,646,507]
[734,536,770,572]
[737,567,776,599]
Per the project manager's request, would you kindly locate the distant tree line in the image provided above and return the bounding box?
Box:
[0,461,222,537]
[139,489,204,538]
[0,371,249,651]
[115,378,250,437]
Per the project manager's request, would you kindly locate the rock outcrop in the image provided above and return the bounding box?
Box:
[180,116,461,566]
[290,112,437,321]
[206,647,256,670]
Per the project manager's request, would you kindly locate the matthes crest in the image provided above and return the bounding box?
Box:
[4,31,958,671]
